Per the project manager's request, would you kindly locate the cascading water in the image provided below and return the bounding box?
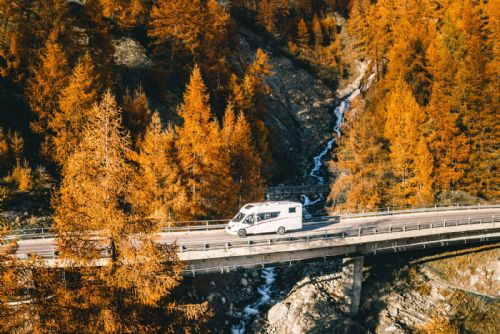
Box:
[301,63,374,218]
[231,268,277,334]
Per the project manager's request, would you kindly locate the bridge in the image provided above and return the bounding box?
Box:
[8,205,500,315]
[11,205,499,272]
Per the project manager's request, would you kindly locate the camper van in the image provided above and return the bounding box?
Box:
[225,201,303,238]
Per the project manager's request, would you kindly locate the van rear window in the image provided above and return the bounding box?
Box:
[289,207,296,213]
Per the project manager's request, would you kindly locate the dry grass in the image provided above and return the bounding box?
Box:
[422,244,499,296]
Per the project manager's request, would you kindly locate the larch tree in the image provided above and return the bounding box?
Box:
[122,87,152,147]
[297,18,310,48]
[49,53,101,168]
[129,112,186,221]
[149,0,234,92]
[53,91,208,332]
[329,97,389,211]
[54,90,132,264]
[0,0,72,81]
[73,0,115,84]
[148,0,203,71]
[203,0,233,90]
[424,35,468,193]
[0,224,28,333]
[257,0,277,34]
[230,50,274,179]
[0,219,69,333]
[384,81,434,206]
[312,15,323,48]
[100,0,152,29]
[222,102,264,208]
[295,0,312,17]
[245,50,274,177]
[347,0,371,51]
[27,34,69,137]
[175,65,236,219]
[449,1,498,199]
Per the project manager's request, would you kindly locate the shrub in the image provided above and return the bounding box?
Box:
[417,283,431,297]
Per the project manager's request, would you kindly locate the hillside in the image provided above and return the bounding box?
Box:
[0,0,498,333]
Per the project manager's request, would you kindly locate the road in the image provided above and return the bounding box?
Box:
[14,208,499,259]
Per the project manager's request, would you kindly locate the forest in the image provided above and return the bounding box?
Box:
[0,0,498,332]
[330,0,498,210]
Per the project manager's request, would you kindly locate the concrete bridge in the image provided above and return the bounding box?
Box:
[9,205,500,314]
[11,205,499,272]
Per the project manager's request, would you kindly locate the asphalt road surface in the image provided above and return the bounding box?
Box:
[13,208,499,258]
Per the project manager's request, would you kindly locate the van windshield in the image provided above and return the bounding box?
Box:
[232,212,246,223]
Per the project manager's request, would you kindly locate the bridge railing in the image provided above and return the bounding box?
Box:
[178,215,499,253]
[310,203,500,219]
[8,204,500,238]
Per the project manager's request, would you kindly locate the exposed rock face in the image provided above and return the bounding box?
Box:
[239,29,338,181]
[263,276,368,334]
[113,37,153,69]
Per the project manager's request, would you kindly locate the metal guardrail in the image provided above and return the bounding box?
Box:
[177,215,499,253]
[312,204,500,220]
[8,204,500,238]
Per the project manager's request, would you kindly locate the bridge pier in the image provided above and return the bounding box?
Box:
[340,256,364,316]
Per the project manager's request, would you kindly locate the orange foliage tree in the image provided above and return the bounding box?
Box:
[53,91,209,332]
[49,53,101,168]
[175,65,236,219]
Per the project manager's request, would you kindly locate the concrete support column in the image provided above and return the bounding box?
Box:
[341,256,364,316]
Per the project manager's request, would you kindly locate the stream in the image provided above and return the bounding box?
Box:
[231,62,374,334]
[301,62,374,218]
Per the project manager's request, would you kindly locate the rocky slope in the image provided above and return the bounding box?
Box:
[245,244,500,334]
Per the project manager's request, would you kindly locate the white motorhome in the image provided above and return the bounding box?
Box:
[225,201,303,237]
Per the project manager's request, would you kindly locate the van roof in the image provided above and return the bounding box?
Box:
[243,201,301,209]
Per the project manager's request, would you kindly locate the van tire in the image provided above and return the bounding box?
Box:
[277,226,286,235]
[238,229,247,238]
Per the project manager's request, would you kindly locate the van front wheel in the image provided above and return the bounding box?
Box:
[277,226,286,235]
[238,229,247,238]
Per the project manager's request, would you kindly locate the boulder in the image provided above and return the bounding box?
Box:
[267,302,288,325]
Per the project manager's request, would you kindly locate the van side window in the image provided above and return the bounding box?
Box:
[270,212,280,219]
[257,212,280,221]
[289,207,296,213]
